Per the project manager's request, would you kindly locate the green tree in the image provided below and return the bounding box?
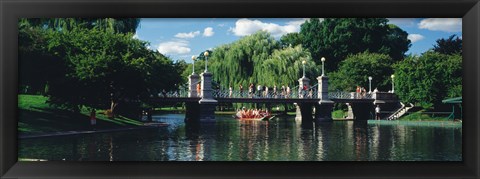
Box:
[279,32,302,48]
[261,45,319,88]
[433,34,462,55]
[299,18,411,72]
[19,18,140,34]
[329,52,394,92]
[394,52,462,109]
[19,22,181,118]
[19,26,64,94]
[207,31,280,89]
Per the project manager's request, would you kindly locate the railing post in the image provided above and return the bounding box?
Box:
[298,77,310,99]
[317,75,332,101]
[188,74,200,97]
[198,72,218,122]
[315,75,334,122]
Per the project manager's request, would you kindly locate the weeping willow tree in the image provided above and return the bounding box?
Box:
[208,31,280,90]
[260,45,319,88]
[193,31,319,91]
[196,31,319,111]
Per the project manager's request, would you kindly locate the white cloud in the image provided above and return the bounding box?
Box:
[229,18,309,37]
[387,18,416,27]
[217,23,225,27]
[203,27,214,37]
[157,40,191,55]
[407,34,425,43]
[174,31,200,38]
[132,33,139,39]
[418,18,462,32]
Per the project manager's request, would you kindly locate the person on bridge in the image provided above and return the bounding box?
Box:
[356,86,361,99]
[229,85,233,98]
[162,89,167,98]
[239,84,243,97]
[273,85,277,98]
[361,87,366,98]
[286,86,291,98]
[281,85,285,98]
[196,83,201,97]
[264,86,269,98]
[249,83,254,98]
[257,84,262,98]
[375,105,381,120]
[302,84,308,98]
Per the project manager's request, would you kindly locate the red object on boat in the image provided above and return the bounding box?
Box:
[235,109,271,120]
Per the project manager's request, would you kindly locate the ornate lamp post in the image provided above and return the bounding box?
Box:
[191,55,196,75]
[204,51,209,72]
[302,60,306,78]
[391,74,395,93]
[368,76,372,93]
[321,57,326,76]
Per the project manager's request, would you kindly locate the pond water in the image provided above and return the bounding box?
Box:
[19,114,462,161]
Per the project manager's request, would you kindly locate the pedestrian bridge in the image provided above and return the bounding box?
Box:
[151,71,400,123]
[151,90,395,104]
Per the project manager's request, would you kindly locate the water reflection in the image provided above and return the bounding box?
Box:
[19,114,462,161]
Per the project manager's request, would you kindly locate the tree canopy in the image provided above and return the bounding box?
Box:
[299,18,411,72]
[19,18,140,34]
[393,52,462,109]
[19,18,181,117]
[208,31,280,89]
[329,52,394,92]
[433,34,462,55]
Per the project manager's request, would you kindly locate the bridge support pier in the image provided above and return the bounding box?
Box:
[314,102,334,122]
[198,104,216,122]
[295,103,314,123]
[185,102,200,123]
[350,103,374,120]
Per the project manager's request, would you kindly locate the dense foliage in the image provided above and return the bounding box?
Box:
[393,52,462,109]
[19,18,140,34]
[208,31,280,89]
[193,31,320,90]
[19,18,182,117]
[329,52,394,92]
[299,18,411,72]
[433,35,462,55]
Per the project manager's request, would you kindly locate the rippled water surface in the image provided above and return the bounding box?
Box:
[19,114,462,161]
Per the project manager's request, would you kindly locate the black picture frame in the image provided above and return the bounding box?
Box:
[1,0,479,178]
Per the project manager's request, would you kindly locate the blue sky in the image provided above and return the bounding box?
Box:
[135,18,462,63]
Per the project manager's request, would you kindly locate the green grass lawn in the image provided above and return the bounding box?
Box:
[18,94,143,135]
[398,110,450,121]
[332,110,346,118]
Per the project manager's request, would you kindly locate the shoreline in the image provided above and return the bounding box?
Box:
[367,120,462,127]
[19,122,168,139]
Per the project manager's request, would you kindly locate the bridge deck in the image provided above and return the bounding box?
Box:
[150,97,375,104]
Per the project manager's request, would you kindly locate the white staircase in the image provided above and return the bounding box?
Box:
[387,102,414,120]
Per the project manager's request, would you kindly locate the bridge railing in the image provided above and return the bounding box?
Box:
[157,89,376,100]
[158,89,189,98]
[330,91,373,99]
[212,89,313,99]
